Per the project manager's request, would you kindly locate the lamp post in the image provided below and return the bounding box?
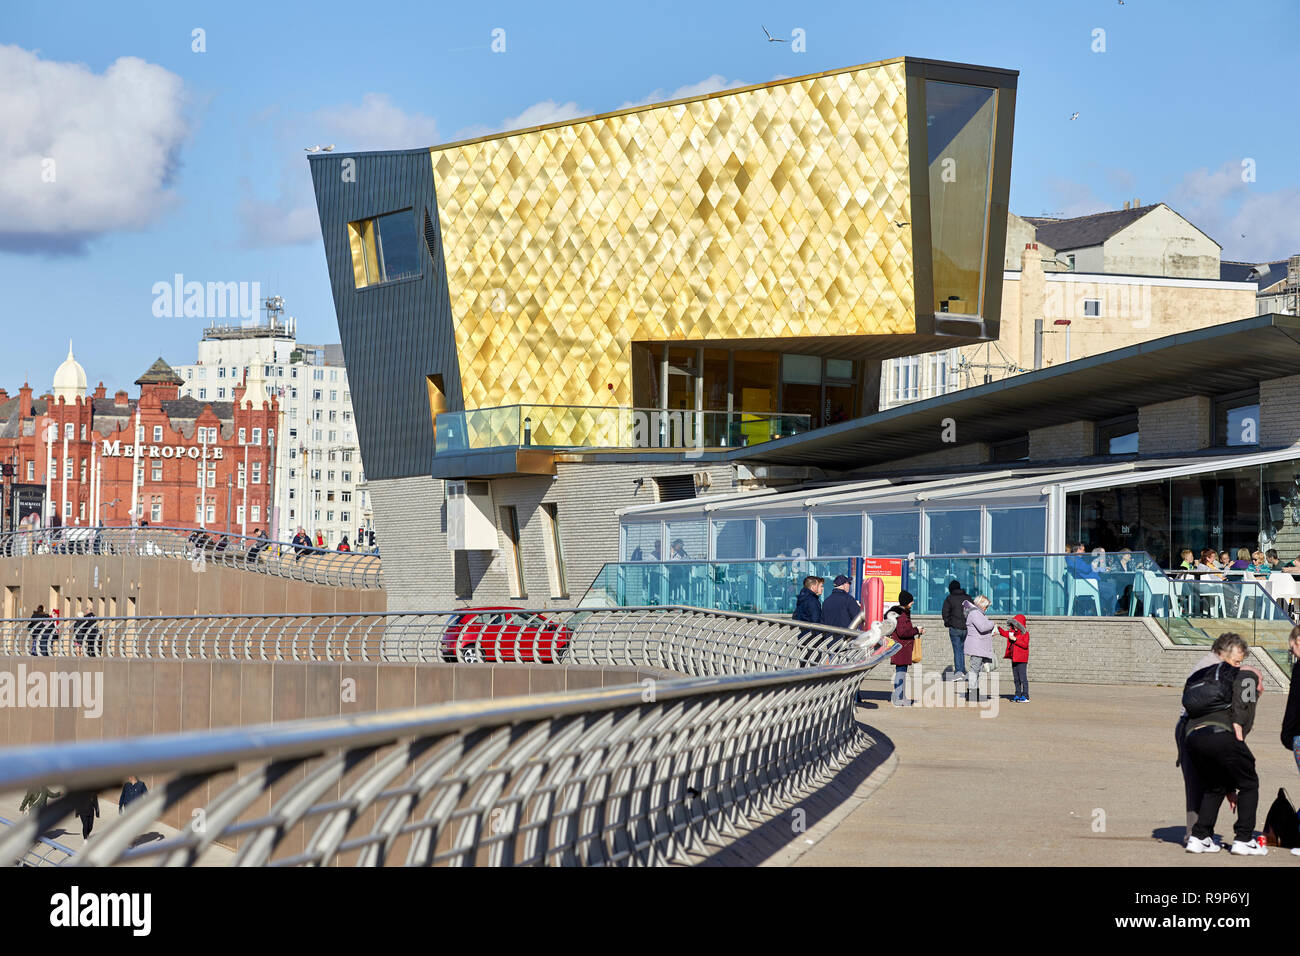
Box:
[1054,319,1072,362]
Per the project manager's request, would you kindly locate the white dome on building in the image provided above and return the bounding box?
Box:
[52,341,87,402]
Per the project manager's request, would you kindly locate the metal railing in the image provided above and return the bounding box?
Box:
[0,607,864,669]
[0,815,75,866]
[0,525,382,589]
[0,606,893,866]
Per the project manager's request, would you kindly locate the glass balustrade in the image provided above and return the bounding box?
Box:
[434,405,812,454]
[581,553,1300,668]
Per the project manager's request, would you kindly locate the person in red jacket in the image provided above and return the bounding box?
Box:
[999,614,1031,702]
[888,590,923,707]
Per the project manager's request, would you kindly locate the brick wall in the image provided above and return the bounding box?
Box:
[862,615,1288,692]
[1260,373,1300,448]
[1138,395,1212,455]
[1028,420,1095,459]
[370,462,739,612]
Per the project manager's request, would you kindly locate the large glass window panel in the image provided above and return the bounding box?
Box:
[926,81,996,317]
[665,519,706,561]
[988,507,1047,554]
[868,512,919,556]
[623,522,663,561]
[373,210,421,282]
[926,509,981,555]
[814,513,863,557]
[712,517,757,561]
[762,515,807,558]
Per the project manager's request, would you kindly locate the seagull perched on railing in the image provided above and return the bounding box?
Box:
[762,25,786,42]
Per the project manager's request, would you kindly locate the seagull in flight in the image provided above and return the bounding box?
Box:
[762,25,786,42]
[894,221,909,227]
[304,145,321,152]
[1069,111,1080,121]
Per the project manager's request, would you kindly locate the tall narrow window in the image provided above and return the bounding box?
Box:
[500,505,526,599]
[541,503,568,598]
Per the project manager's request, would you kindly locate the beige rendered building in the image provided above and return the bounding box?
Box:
[881,204,1258,407]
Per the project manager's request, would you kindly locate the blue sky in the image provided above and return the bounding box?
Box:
[2,0,1297,394]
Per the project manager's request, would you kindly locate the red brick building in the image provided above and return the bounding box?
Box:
[0,352,279,534]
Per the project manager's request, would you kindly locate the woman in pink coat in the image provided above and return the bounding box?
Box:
[963,595,994,702]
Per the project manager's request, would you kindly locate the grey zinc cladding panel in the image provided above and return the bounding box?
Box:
[309,149,463,481]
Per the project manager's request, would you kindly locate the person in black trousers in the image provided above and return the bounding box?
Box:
[1184,633,1267,855]
[1282,626,1300,856]
[77,793,100,840]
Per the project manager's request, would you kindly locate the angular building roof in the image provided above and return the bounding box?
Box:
[135,357,184,386]
[1023,205,1159,252]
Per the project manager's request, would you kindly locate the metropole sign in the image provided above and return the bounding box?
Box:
[99,440,224,460]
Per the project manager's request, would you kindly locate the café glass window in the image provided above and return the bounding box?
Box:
[711,517,757,561]
[815,513,863,557]
[762,515,807,558]
[868,512,919,555]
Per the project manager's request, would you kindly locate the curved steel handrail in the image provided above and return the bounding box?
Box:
[0,524,382,589]
[0,606,890,866]
[0,814,76,866]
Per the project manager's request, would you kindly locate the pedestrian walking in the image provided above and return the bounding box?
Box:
[1176,641,1225,846]
[963,595,995,702]
[75,611,101,658]
[793,576,824,623]
[27,604,50,656]
[998,613,1031,702]
[19,786,61,813]
[118,776,149,814]
[887,590,922,707]
[76,794,100,840]
[1183,632,1267,855]
[1281,625,1300,856]
[941,579,970,680]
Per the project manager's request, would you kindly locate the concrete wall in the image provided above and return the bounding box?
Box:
[1138,395,1212,455]
[0,553,386,620]
[370,461,739,612]
[1104,205,1220,279]
[864,615,1288,693]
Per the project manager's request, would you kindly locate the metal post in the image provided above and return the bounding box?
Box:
[242,444,249,537]
[44,421,53,527]
[129,409,141,526]
[227,475,233,532]
[200,431,207,529]
[1033,319,1043,370]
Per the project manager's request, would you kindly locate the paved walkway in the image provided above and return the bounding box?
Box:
[791,681,1300,867]
[0,792,233,866]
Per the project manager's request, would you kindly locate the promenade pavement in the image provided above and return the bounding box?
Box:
[790,680,1300,867]
[1,792,233,865]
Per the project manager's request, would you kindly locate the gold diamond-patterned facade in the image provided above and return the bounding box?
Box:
[432,59,916,412]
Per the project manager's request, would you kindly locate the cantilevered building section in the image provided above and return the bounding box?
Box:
[309,57,1017,611]
[311,57,1017,482]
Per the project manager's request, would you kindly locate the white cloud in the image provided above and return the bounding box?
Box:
[1169,161,1300,260]
[238,93,441,247]
[1040,178,1112,219]
[501,99,586,131]
[312,93,440,152]
[0,44,190,255]
[619,75,748,109]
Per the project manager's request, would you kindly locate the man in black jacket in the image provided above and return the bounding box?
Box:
[1283,626,1300,856]
[793,576,823,623]
[940,580,970,680]
[1184,632,1267,855]
[822,574,861,629]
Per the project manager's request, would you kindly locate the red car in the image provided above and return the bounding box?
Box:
[440,607,572,663]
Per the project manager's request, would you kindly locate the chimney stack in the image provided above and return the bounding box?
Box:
[94,382,106,399]
[114,390,129,407]
[1123,201,1130,210]
[19,384,32,419]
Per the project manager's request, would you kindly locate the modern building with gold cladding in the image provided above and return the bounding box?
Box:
[310,56,1016,482]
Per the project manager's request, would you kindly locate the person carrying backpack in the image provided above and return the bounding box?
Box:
[941,580,970,680]
[1182,632,1267,855]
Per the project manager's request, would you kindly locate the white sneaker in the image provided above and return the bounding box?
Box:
[1291,847,1300,856]
[1230,838,1267,856]
[1185,836,1221,853]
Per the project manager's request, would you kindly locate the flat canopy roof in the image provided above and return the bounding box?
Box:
[733,313,1300,470]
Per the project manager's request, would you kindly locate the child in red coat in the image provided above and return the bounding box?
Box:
[998,614,1031,702]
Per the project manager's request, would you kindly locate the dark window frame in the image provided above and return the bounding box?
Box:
[990,435,1029,463]
[1213,388,1260,448]
[1096,414,1139,456]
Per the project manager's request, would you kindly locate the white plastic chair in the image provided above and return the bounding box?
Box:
[1070,576,1101,615]
[1138,571,1173,617]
